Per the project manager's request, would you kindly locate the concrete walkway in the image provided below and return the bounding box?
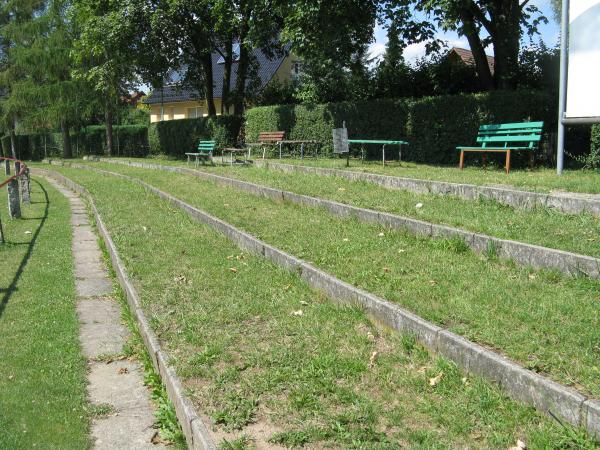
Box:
[50,179,163,450]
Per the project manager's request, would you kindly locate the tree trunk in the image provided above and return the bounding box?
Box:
[61,120,72,159]
[459,9,495,90]
[9,117,17,159]
[233,20,250,118]
[105,104,114,156]
[221,37,233,115]
[492,27,520,90]
[200,53,217,116]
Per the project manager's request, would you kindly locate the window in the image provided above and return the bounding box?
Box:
[187,107,202,118]
[292,61,302,81]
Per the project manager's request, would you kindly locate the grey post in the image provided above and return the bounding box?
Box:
[0,213,4,243]
[21,168,31,204]
[556,0,569,175]
[5,159,9,176]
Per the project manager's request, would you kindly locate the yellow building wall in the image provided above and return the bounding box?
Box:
[148,54,296,123]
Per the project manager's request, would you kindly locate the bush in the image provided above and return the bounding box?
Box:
[1,133,62,160]
[576,124,600,169]
[245,90,558,165]
[148,116,242,157]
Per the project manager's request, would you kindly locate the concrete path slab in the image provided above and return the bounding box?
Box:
[47,179,164,450]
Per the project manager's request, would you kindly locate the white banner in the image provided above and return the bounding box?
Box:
[565,0,600,118]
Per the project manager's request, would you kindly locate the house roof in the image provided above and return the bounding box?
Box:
[144,44,290,105]
[448,47,495,74]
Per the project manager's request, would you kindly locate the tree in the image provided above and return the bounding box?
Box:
[71,0,140,155]
[0,0,45,157]
[393,0,548,89]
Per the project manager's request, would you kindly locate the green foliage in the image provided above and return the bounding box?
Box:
[75,125,149,157]
[246,90,555,164]
[148,116,241,157]
[1,133,62,160]
[575,124,600,170]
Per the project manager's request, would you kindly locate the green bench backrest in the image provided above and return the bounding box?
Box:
[476,122,543,149]
[197,140,216,153]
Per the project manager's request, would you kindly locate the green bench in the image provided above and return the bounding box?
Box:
[457,121,543,174]
[186,140,216,166]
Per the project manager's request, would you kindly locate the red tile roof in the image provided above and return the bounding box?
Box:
[448,47,495,74]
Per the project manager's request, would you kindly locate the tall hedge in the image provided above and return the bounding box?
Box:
[148,116,242,157]
[74,125,148,156]
[1,133,62,160]
[245,90,557,164]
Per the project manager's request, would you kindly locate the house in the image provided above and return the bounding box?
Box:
[144,45,299,123]
[446,47,495,75]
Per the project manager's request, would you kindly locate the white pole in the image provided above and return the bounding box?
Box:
[557,0,570,175]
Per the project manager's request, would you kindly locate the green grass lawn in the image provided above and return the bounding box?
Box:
[163,163,600,259]
[48,162,600,401]
[106,155,600,195]
[40,165,599,449]
[0,176,89,449]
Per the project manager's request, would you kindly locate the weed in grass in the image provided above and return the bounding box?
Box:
[43,166,600,448]
[219,435,253,450]
[88,403,116,418]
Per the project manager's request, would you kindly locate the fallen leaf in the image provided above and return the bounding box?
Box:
[383,267,391,273]
[227,255,235,260]
[429,372,444,387]
[8,375,14,380]
[283,284,292,291]
[343,238,349,242]
[398,249,406,253]
[378,232,385,237]
[528,274,536,280]
[338,187,346,192]
[366,331,375,341]
[229,267,238,273]
[415,203,424,209]
[369,351,379,367]
[173,275,187,284]
[291,310,303,316]
[142,226,147,232]
[118,367,129,375]
[24,231,31,235]
[508,439,527,450]
[300,300,309,306]
[428,280,437,286]
[151,431,166,445]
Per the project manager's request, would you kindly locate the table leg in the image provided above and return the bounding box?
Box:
[279,142,282,159]
[301,143,304,159]
[505,150,511,174]
[459,150,465,170]
[399,145,402,165]
[382,145,386,167]
[231,152,234,166]
[187,155,190,165]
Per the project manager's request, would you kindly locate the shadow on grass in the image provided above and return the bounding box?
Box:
[0,179,49,319]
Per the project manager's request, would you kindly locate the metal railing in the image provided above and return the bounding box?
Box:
[0,157,30,243]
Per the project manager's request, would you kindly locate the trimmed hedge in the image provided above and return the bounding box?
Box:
[148,116,242,157]
[1,133,62,160]
[75,125,148,157]
[245,90,557,165]
[1,125,148,160]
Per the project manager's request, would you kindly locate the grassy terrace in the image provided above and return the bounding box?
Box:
[0,177,89,449]
[41,165,598,448]
[58,162,600,401]
[134,161,600,259]
[262,157,600,195]
[115,156,600,195]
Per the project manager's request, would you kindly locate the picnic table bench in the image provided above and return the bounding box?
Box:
[348,139,409,166]
[185,140,216,166]
[457,121,543,174]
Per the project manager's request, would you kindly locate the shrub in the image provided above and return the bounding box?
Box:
[148,116,242,157]
[575,124,600,170]
[1,133,62,160]
[245,90,557,165]
[75,125,149,157]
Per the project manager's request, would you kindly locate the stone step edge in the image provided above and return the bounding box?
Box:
[42,164,599,440]
[253,160,600,217]
[93,158,600,280]
[34,168,217,450]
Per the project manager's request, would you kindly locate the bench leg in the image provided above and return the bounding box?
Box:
[529,152,534,170]
[505,150,511,174]
[459,150,465,170]
[382,145,386,167]
[187,155,190,165]
[482,153,487,169]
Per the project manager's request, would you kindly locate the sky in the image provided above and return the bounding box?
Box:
[368,0,561,64]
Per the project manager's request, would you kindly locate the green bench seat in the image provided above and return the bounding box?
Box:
[186,140,216,166]
[457,121,543,174]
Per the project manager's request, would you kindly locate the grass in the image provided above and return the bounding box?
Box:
[47,162,600,401]
[106,155,600,195]
[0,177,90,449]
[40,165,599,448]
[162,162,600,259]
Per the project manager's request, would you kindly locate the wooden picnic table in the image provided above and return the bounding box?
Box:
[221,147,252,166]
[348,139,409,166]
